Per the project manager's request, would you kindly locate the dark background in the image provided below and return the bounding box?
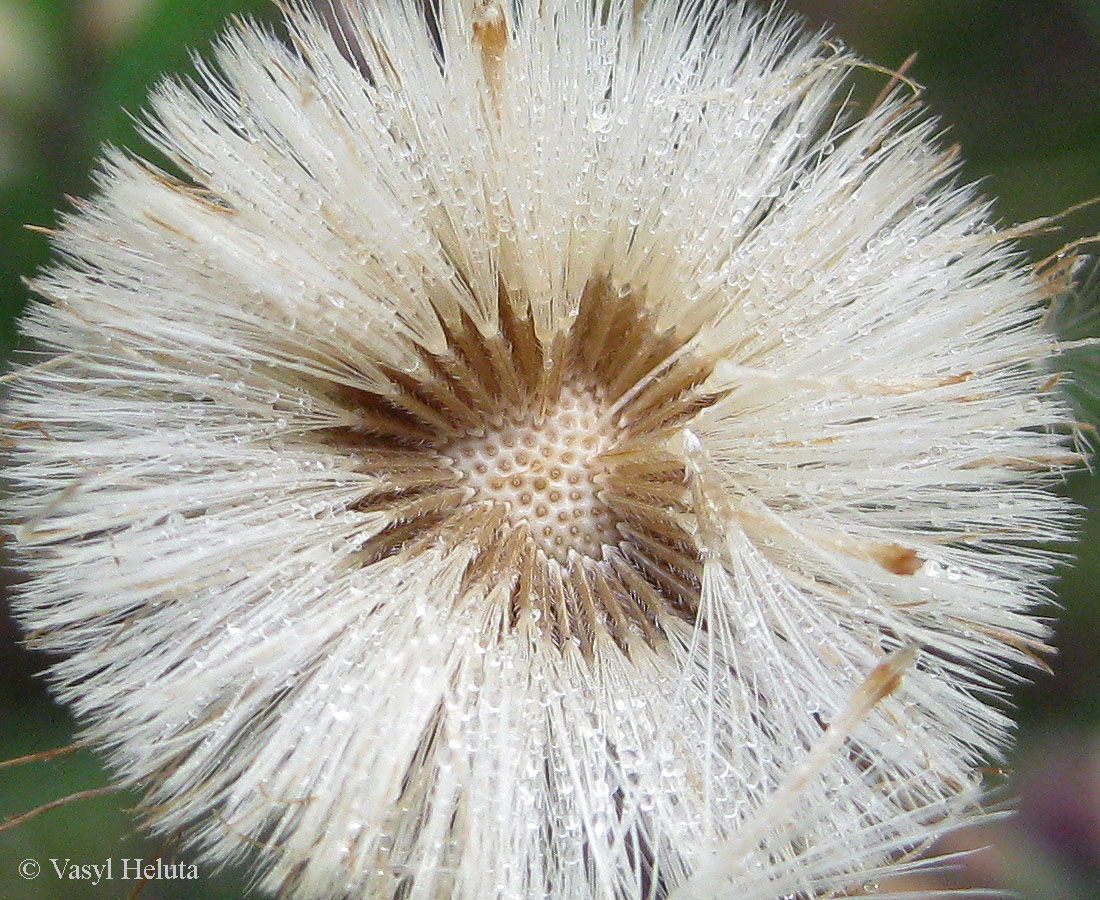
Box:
[0,1,1098,898]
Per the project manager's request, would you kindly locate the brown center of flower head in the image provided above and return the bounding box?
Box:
[330,279,716,651]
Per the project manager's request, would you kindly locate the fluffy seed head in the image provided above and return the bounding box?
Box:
[1,0,1082,898]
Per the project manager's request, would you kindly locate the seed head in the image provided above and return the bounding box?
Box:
[1,1,1081,898]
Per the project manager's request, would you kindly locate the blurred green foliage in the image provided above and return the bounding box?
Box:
[0,5,281,898]
[1,1,1099,899]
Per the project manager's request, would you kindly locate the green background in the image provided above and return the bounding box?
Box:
[1,1,1099,898]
